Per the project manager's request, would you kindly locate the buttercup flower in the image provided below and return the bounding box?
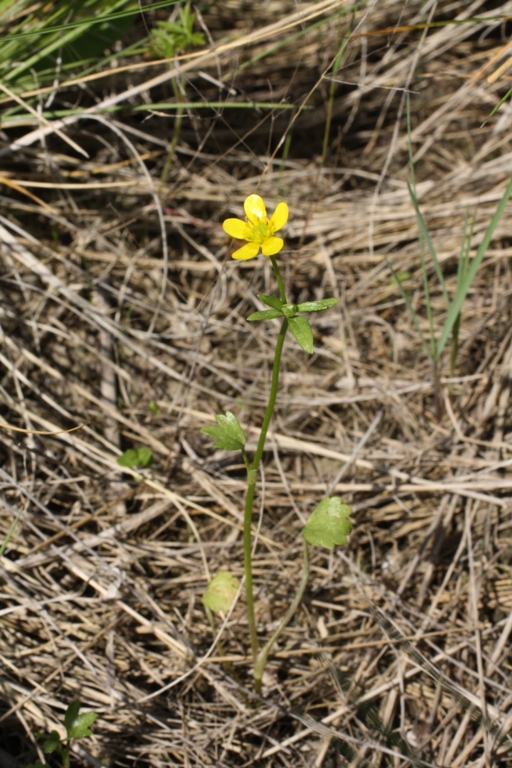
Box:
[223,194,288,261]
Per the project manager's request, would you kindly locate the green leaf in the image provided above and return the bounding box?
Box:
[136,446,153,468]
[116,447,153,469]
[407,181,451,311]
[64,701,82,736]
[149,3,205,58]
[258,294,283,310]
[389,261,430,359]
[201,411,246,451]
[202,571,240,613]
[296,298,339,313]
[303,496,353,549]
[436,174,512,358]
[247,309,284,322]
[148,399,161,415]
[42,730,61,754]
[116,449,138,468]
[68,711,98,740]
[288,316,314,354]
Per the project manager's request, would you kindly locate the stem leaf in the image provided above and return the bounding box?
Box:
[289,315,314,354]
[247,309,284,322]
[296,298,339,313]
[258,294,283,310]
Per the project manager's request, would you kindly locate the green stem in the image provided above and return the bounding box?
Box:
[205,605,240,683]
[244,256,288,667]
[62,743,71,768]
[160,75,185,186]
[254,538,310,693]
[243,481,259,663]
[270,255,287,303]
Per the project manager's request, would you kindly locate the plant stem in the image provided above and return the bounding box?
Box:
[270,255,287,303]
[62,743,71,768]
[205,605,240,683]
[243,256,288,668]
[254,538,310,693]
[432,358,442,422]
[160,75,184,186]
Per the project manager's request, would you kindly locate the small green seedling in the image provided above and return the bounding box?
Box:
[202,194,353,692]
[148,3,205,186]
[26,700,98,768]
[149,3,205,59]
[116,446,153,469]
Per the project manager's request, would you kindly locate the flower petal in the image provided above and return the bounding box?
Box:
[244,194,267,225]
[232,242,260,260]
[223,218,252,239]
[262,237,284,256]
[270,202,288,232]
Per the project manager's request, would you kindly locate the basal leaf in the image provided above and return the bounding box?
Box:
[202,571,240,613]
[303,496,352,549]
[68,711,98,739]
[64,701,82,735]
[201,411,246,451]
[116,447,153,469]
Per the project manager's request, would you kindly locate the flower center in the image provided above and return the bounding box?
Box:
[250,219,273,243]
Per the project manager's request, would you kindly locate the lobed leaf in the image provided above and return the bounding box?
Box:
[42,731,61,754]
[68,711,98,740]
[202,571,240,613]
[201,411,246,451]
[116,447,153,469]
[303,496,353,549]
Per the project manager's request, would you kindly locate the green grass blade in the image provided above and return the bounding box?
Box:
[3,0,135,84]
[418,231,437,360]
[406,92,416,192]
[407,181,451,311]
[483,85,512,126]
[0,506,22,558]
[0,0,177,45]
[437,175,512,357]
[450,209,472,375]
[321,7,355,163]
[388,262,431,360]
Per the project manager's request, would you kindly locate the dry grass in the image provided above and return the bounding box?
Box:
[2,0,512,766]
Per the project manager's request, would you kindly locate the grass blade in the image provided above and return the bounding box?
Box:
[388,262,431,359]
[407,181,450,312]
[437,175,512,357]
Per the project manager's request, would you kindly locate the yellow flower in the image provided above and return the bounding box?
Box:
[222,194,288,261]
